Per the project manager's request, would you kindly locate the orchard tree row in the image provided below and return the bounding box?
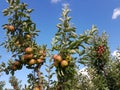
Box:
[0,0,120,90]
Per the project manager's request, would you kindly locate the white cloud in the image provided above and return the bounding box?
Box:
[51,0,61,3]
[112,8,120,19]
[112,50,120,60]
[62,3,69,7]
[112,50,118,56]
[79,67,90,78]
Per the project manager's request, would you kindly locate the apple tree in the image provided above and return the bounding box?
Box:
[51,4,97,90]
[1,0,47,89]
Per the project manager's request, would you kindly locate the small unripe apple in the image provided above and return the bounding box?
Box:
[26,34,31,39]
[66,55,72,61]
[15,41,20,46]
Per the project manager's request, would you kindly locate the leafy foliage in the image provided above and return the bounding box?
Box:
[9,76,22,90]
[51,4,78,90]
[0,0,120,90]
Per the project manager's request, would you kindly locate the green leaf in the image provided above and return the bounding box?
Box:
[16,0,20,5]
[6,0,10,4]
[75,49,85,55]
[2,9,9,16]
[9,0,14,5]
[45,68,49,72]
[26,9,33,13]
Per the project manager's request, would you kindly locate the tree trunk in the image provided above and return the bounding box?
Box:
[36,64,43,90]
[13,85,17,90]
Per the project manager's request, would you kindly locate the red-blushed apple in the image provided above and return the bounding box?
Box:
[7,25,15,31]
[53,54,62,62]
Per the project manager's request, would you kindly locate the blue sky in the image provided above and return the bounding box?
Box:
[0,0,120,89]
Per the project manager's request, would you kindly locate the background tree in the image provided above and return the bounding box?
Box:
[9,76,22,90]
[79,26,120,90]
[0,74,5,90]
[0,57,5,90]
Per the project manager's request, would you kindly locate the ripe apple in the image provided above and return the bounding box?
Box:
[61,60,68,67]
[24,53,33,60]
[40,56,45,60]
[37,59,44,64]
[53,54,57,59]
[53,54,62,62]
[28,59,36,65]
[39,50,46,57]
[14,61,20,66]
[7,25,15,31]
[33,86,40,90]
[25,47,33,53]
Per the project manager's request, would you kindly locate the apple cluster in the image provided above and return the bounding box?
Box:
[9,60,22,71]
[96,45,105,55]
[53,54,72,68]
[21,47,46,66]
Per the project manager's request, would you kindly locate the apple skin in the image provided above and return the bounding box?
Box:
[26,34,31,39]
[7,25,15,31]
[33,86,40,90]
[25,47,33,53]
[23,53,33,60]
[37,59,44,64]
[61,60,68,67]
[28,59,36,65]
[53,54,62,62]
